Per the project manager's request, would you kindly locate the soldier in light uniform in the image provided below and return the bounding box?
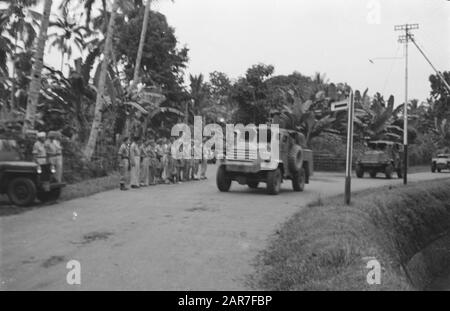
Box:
[140,140,150,187]
[148,139,157,185]
[46,131,64,183]
[33,132,48,165]
[118,136,130,191]
[130,136,141,188]
[200,137,209,180]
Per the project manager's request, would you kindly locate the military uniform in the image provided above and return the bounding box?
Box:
[33,139,47,165]
[118,142,130,190]
[140,143,150,187]
[130,141,141,187]
[46,133,63,182]
[148,144,157,185]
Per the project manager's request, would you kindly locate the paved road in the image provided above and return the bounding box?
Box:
[1,167,449,290]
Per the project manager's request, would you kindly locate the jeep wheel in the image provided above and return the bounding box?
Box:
[288,145,303,172]
[267,168,282,195]
[37,188,62,203]
[7,177,36,207]
[216,166,231,192]
[438,168,442,173]
[248,181,259,189]
[385,164,393,179]
[397,168,403,178]
[356,165,364,178]
[431,163,436,173]
[292,168,305,192]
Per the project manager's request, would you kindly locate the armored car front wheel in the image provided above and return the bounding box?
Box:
[266,168,282,195]
[292,168,305,192]
[216,166,231,192]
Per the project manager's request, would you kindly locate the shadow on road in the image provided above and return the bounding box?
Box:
[0,196,58,217]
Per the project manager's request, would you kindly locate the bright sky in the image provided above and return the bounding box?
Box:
[43,0,450,103]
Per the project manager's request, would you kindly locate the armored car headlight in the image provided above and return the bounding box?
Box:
[51,165,56,174]
[37,166,42,174]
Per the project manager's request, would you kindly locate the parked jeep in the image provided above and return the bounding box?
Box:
[431,154,450,173]
[216,128,313,195]
[355,140,403,179]
[0,138,65,206]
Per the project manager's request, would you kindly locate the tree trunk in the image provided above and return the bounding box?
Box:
[83,0,119,161]
[10,35,18,111]
[132,0,152,88]
[23,0,53,133]
[125,0,152,138]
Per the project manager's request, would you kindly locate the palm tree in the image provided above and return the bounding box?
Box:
[0,0,40,109]
[131,0,152,89]
[83,0,119,160]
[23,0,53,133]
[189,74,209,118]
[48,7,87,71]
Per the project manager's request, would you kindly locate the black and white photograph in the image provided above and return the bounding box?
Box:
[0,0,449,298]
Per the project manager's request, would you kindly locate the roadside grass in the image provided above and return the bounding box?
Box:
[250,179,450,290]
[60,173,120,202]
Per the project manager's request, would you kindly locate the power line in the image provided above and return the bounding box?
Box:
[408,35,450,94]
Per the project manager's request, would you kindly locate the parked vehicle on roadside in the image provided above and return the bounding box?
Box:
[431,154,450,173]
[355,140,403,179]
[216,128,313,195]
[0,138,65,206]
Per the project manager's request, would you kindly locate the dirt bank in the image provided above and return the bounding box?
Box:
[251,179,450,290]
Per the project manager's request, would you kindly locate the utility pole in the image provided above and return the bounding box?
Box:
[395,23,418,185]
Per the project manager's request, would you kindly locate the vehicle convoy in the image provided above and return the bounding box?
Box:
[0,138,65,206]
[216,128,313,195]
[431,154,450,173]
[355,140,403,179]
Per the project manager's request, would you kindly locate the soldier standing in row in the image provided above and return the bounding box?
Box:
[118,136,130,191]
[46,131,63,183]
[148,139,157,185]
[140,139,150,187]
[130,136,141,189]
[32,132,47,165]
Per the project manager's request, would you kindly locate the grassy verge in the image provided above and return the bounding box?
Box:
[60,173,120,202]
[250,179,450,290]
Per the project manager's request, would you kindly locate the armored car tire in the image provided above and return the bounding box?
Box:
[356,164,364,178]
[248,181,259,189]
[292,168,305,192]
[7,177,37,207]
[266,168,282,195]
[385,164,393,179]
[288,145,303,172]
[216,166,231,192]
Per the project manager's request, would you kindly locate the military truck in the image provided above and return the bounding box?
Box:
[216,128,313,195]
[431,154,450,173]
[355,140,403,179]
[0,138,65,206]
